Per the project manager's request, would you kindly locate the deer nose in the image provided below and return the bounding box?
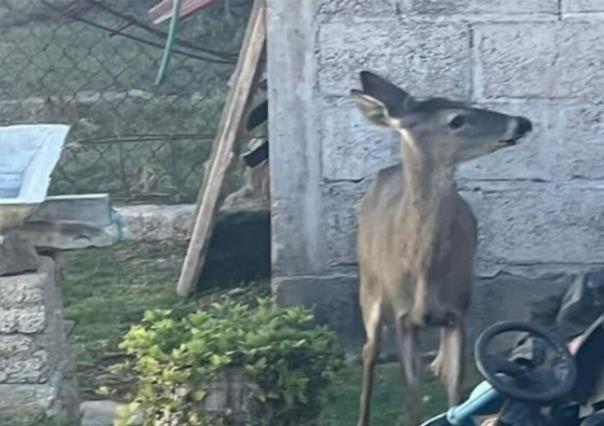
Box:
[516,116,533,135]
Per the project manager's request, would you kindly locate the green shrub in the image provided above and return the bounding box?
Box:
[114,298,345,426]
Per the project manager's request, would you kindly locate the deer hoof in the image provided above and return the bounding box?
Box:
[430,354,446,380]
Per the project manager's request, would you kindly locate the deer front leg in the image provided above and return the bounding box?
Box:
[441,321,466,406]
[357,298,382,426]
[395,319,422,426]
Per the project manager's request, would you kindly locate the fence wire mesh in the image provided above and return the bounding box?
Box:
[0,0,250,204]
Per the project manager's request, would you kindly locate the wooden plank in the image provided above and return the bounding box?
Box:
[187,51,266,240]
[177,0,267,297]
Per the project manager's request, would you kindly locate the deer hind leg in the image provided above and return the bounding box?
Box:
[357,294,383,426]
[430,329,447,380]
[395,318,422,426]
[439,321,466,407]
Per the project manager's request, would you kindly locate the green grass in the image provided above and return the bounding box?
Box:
[61,242,483,424]
[61,242,190,398]
[61,241,270,399]
[323,362,482,426]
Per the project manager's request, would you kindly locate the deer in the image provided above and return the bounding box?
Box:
[350,71,533,426]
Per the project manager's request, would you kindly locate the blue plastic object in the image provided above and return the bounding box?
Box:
[420,381,503,426]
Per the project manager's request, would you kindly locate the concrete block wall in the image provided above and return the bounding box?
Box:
[0,258,79,425]
[267,0,604,349]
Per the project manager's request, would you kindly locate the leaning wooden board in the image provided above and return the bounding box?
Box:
[177,0,266,297]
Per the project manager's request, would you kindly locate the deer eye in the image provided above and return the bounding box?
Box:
[448,115,466,130]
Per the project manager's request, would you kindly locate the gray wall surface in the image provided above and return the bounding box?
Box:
[267,0,604,348]
[0,258,79,424]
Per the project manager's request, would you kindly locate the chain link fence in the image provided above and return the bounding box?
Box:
[0,0,250,204]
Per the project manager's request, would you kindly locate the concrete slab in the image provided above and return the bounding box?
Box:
[29,194,112,227]
[0,124,70,231]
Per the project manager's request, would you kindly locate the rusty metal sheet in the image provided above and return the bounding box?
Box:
[149,0,220,24]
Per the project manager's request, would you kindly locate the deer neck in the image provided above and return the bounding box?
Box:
[399,134,456,244]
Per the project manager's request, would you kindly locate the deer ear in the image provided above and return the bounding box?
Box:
[359,71,415,114]
[350,89,396,128]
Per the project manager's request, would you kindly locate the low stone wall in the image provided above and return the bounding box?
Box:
[112,204,195,242]
[0,257,80,425]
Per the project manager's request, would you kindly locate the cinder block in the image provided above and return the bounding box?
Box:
[462,184,604,269]
[272,275,364,351]
[402,0,558,15]
[318,20,471,99]
[562,0,604,13]
[0,346,47,384]
[322,182,368,266]
[321,105,400,181]
[555,104,604,180]
[0,273,45,308]
[0,335,33,357]
[475,22,604,100]
[0,307,46,334]
[272,268,576,355]
[317,0,396,16]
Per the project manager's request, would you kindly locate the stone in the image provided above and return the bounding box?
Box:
[0,380,62,409]
[272,274,364,352]
[19,220,115,250]
[401,0,558,15]
[0,348,48,383]
[0,407,47,426]
[81,400,142,426]
[461,184,604,274]
[114,204,194,242]
[562,0,604,13]
[63,319,75,337]
[0,258,79,424]
[267,0,324,278]
[203,370,256,425]
[475,22,604,101]
[0,306,46,334]
[0,230,40,276]
[0,204,38,233]
[0,335,33,358]
[0,372,78,425]
[274,269,575,355]
[0,272,45,307]
[316,0,397,17]
[469,271,573,348]
[555,104,604,180]
[317,20,471,99]
[321,105,400,181]
[270,195,323,277]
[321,182,368,267]
[29,194,112,227]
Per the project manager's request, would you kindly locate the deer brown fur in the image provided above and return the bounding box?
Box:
[351,71,533,426]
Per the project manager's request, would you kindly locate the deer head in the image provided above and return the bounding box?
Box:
[351,71,533,168]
